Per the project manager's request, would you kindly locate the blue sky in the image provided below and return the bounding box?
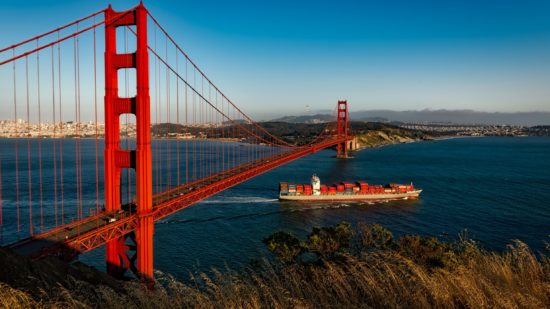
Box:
[1,0,550,119]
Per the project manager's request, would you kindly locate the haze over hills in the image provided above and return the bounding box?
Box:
[270,110,550,126]
[271,114,335,124]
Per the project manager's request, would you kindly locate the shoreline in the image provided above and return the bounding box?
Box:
[352,134,500,153]
[0,134,542,143]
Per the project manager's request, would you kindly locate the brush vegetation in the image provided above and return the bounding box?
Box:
[1,223,549,308]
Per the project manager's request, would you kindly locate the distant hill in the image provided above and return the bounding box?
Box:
[270,110,550,126]
[270,114,334,124]
[351,110,550,126]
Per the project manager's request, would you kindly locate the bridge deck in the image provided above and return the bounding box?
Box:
[7,138,348,258]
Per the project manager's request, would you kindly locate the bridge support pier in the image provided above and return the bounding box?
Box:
[135,214,154,281]
[104,3,153,282]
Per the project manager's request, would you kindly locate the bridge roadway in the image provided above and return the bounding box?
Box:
[7,137,348,259]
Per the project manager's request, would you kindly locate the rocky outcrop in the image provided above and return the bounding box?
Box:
[355,130,433,149]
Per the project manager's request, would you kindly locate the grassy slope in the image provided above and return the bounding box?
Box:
[1,224,548,309]
[350,122,435,149]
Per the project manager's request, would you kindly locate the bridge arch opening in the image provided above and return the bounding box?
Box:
[117,68,136,98]
[116,25,137,54]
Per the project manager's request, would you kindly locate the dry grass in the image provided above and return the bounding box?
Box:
[1,227,549,309]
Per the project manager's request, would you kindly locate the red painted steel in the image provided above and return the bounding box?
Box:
[337,100,349,158]
[133,2,154,283]
[9,137,348,260]
[1,3,353,284]
[104,3,153,281]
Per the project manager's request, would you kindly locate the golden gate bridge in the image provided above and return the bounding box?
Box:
[0,3,352,282]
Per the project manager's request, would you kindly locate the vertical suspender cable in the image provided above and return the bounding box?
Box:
[208,84,212,177]
[37,40,44,232]
[125,26,130,205]
[25,56,33,236]
[165,34,171,189]
[58,31,65,226]
[93,16,99,217]
[13,49,20,239]
[73,28,80,221]
[221,96,224,173]
[158,28,163,191]
[185,57,188,184]
[51,45,58,232]
[192,69,196,181]
[210,85,214,176]
[176,50,180,186]
[154,26,159,194]
[199,74,202,179]
[200,75,204,179]
[76,23,83,221]
[215,91,219,175]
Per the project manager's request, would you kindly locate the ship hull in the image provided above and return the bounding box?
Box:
[279,190,422,202]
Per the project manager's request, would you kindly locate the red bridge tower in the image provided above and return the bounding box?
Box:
[336,100,350,158]
[104,3,153,281]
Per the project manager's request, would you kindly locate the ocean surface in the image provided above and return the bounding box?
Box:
[1,137,550,279]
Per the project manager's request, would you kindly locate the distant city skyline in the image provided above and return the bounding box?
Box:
[1,0,550,120]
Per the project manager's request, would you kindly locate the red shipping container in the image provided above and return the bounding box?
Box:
[336,184,345,192]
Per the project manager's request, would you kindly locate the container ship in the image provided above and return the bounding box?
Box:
[279,175,422,202]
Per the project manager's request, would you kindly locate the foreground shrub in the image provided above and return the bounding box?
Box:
[262,231,303,264]
[1,223,549,308]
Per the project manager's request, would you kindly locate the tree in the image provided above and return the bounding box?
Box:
[263,232,304,264]
[358,223,393,250]
[306,222,353,258]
